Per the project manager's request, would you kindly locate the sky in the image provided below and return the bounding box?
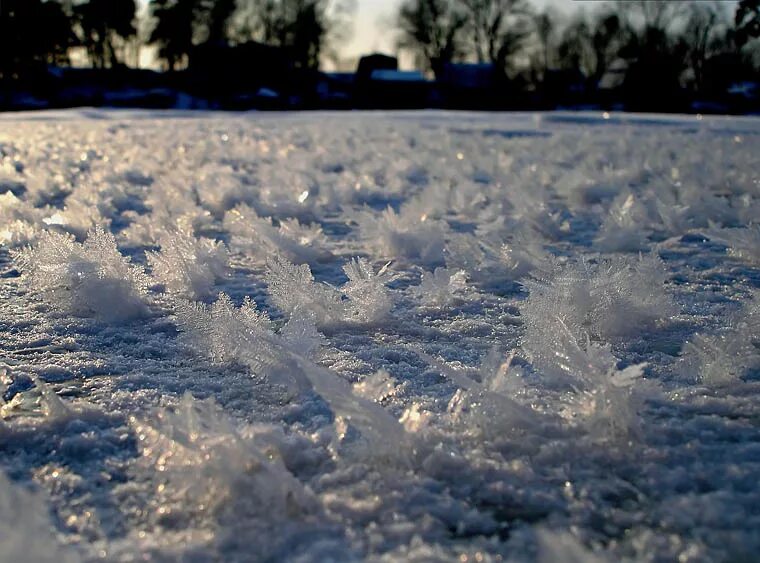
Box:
[341,0,401,62]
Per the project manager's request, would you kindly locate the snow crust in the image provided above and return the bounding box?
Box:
[0,110,759,561]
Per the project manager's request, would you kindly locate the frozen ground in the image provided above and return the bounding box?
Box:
[0,109,759,562]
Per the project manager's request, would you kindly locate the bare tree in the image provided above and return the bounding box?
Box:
[589,12,629,84]
[396,0,468,76]
[735,0,760,48]
[613,0,690,51]
[682,2,730,92]
[459,0,532,75]
[532,9,557,79]
[557,14,594,77]
[1,0,76,80]
[148,0,198,70]
[232,0,337,70]
[610,1,690,109]
[73,0,138,68]
[200,0,237,44]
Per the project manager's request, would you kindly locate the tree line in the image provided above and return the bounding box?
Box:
[0,0,344,80]
[398,0,759,99]
[1,0,758,103]
[148,0,352,71]
[0,0,139,73]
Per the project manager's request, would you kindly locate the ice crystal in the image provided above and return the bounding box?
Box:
[352,369,401,404]
[594,192,651,252]
[279,307,327,358]
[0,471,79,562]
[14,227,150,321]
[477,179,565,242]
[357,206,447,267]
[499,235,554,280]
[223,203,331,264]
[194,166,256,219]
[399,403,433,433]
[147,227,229,300]
[418,349,540,438]
[175,294,410,463]
[681,333,750,386]
[174,293,279,373]
[707,225,760,265]
[265,257,343,328]
[265,256,395,329]
[49,189,112,241]
[413,267,468,306]
[521,254,675,350]
[536,528,607,563]
[442,235,504,286]
[680,292,760,385]
[0,219,38,247]
[0,377,71,421]
[132,393,318,549]
[442,232,553,289]
[526,316,647,440]
[0,191,44,247]
[121,179,213,246]
[340,257,396,324]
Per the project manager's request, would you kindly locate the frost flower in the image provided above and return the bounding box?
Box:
[413,267,468,306]
[223,203,331,265]
[266,256,395,329]
[15,227,150,321]
[357,206,447,267]
[147,227,229,300]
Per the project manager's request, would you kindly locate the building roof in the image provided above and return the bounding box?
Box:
[370,70,427,82]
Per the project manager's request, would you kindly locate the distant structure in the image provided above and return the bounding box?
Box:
[355,54,398,84]
[354,54,431,108]
[188,41,320,109]
[543,69,587,109]
[1,49,757,114]
[438,63,495,109]
[319,72,354,108]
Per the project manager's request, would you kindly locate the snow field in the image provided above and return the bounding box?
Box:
[0,110,759,561]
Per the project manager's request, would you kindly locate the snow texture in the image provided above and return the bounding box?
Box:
[0,109,759,562]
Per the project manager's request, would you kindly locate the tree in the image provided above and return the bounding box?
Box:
[612,1,690,110]
[231,0,335,70]
[287,0,329,69]
[735,0,760,48]
[73,0,137,68]
[396,0,468,77]
[148,0,199,70]
[588,13,629,85]
[39,1,78,65]
[232,0,285,44]
[555,10,629,86]
[533,10,556,78]
[197,0,238,44]
[557,14,594,77]
[681,3,730,93]
[148,0,239,70]
[459,0,532,75]
[0,0,75,80]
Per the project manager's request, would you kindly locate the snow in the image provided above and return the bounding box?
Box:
[0,109,759,561]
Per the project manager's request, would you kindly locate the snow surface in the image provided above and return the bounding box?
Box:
[0,109,759,562]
